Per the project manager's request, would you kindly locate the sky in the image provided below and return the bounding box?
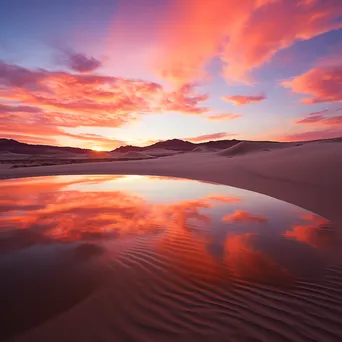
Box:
[0,0,342,151]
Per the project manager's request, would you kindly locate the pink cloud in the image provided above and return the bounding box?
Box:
[222,94,266,106]
[185,132,235,142]
[294,110,342,126]
[206,113,241,121]
[280,128,342,142]
[283,64,342,104]
[155,0,342,84]
[297,115,342,126]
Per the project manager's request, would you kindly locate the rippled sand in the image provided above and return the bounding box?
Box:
[11,235,342,342]
[0,174,341,341]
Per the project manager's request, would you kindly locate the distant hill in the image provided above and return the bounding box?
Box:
[115,139,196,152]
[0,139,91,155]
[113,139,241,153]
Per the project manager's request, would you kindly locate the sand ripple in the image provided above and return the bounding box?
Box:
[10,230,342,342]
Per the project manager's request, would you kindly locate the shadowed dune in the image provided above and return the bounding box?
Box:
[118,151,154,159]
[192,146,217,153]
[145,148,181,156]
[217,141,292,157]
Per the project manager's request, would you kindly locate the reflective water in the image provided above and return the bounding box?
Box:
[0,175,340,341]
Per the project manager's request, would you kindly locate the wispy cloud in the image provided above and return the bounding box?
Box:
[222,95,266,106]
[206,113,241,121]
[280,128,342,142]
[295,112,342,126]
[185,132,235,142]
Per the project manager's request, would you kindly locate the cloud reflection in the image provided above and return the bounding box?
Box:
[0,175,332,287]
[284,214,338,249]
[222,210,267,223]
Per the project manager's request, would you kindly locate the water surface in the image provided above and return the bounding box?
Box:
[0,175,341,341]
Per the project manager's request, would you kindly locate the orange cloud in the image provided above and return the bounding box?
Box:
[222,95,266,106]
[0,115,124,150]
[206,113,241,121]
[0,61,208,148]
[156,0,342,84]
[283,64,342,104]
[222,210,267,223]
[185,132,236,142]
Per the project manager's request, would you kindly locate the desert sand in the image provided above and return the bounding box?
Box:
[1,140,342,342]
[144,148,181,156]
[217,140,296,157]
[117,151,154,159]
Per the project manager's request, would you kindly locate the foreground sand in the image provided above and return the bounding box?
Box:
[1,141,342,225]
[1,141,342,342]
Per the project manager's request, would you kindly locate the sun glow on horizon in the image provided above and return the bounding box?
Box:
[91,146,108,152]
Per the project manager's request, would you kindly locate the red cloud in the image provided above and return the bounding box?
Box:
[222,95,266,106]
[185,132,235,142]
[156,0,342,84]
[283,64,342,104]
[222,210,267,223]
[206,113,241,121]
[0,61,208,148]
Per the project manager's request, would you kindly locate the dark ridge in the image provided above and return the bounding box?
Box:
[0,139,92,155]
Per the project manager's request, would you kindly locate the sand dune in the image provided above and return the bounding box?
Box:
[118,151,154,159]
[218,141,294,157]
[0,151,30,160]
[192,146,216,153]
[144,148,181,156]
